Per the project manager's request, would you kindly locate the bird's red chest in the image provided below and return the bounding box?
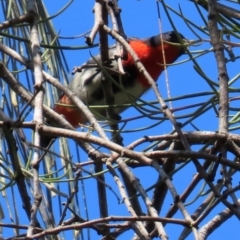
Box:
[122,39,180,87]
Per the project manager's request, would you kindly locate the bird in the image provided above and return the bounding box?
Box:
[53,31,186,128]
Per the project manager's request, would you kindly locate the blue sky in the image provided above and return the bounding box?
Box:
[37,1,240,239]
[2,0,240,239]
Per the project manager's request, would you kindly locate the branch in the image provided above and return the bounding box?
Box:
[26,2,44,236]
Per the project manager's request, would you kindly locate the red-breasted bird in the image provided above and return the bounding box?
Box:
[53,31,185,127]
